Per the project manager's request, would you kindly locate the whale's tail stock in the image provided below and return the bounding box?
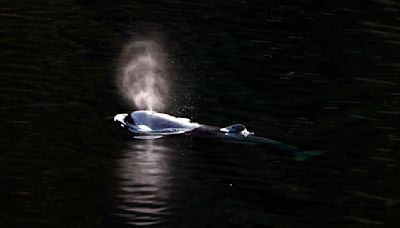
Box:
[244,135,326,161]
[293,150,327,161]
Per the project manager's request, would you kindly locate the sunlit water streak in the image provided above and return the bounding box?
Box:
[115,141,171,226]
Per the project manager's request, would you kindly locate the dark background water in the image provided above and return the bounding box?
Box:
[1,0,400,227]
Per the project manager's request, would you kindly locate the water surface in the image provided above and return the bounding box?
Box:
[1,1,400,227]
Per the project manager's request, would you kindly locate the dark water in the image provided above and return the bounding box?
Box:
[1,1,400,227]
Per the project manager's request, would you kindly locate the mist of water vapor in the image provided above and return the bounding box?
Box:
[117,40,169,111]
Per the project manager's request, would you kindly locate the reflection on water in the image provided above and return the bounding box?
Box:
[114,141,171,226]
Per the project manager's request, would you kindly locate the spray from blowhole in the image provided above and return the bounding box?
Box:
[116,40,169,112]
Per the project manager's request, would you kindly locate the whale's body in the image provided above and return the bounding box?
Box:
[113,110,326,160]
[114,111,292,147]
[114,110,252,140]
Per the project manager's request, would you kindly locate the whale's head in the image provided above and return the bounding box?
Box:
[114,112,140,127]
[114,113,128,126]
[124,113,136,125]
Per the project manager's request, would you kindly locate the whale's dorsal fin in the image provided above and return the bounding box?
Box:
[220,124,253,137]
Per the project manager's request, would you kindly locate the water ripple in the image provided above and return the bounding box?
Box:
[114,141,172,226]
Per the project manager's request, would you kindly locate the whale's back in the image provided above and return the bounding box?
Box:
[131,110,200,130]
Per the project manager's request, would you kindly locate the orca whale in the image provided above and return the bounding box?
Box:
[114,110,254,140]
[113,110,326,161]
